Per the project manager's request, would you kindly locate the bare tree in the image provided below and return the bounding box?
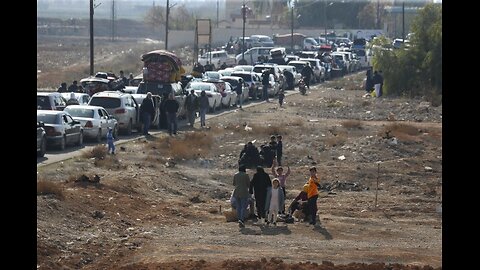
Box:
[144,6,166,33]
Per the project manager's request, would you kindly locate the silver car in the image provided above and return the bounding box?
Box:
[37,110,84,150]
[64,105,118,142]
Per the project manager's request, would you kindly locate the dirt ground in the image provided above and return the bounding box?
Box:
[37,75,442,270]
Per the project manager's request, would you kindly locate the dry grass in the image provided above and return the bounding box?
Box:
[381,122,421,142]
[94,156,126,169]
[82,145,108,159]
[325,133,348,147]
[342,120,362,129]
[148,131,214,160]
[37,180,65,200]
[325,97,343,108]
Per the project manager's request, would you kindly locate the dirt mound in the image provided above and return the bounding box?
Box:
[116,259,440,270]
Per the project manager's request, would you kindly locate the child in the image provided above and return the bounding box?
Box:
[276,135,283,166]
[287,184,309,221]
[278,89,285,107]
[265,178,285,226]
[271,159,290,214]
[107,127,115,155]
[305,166,320,225]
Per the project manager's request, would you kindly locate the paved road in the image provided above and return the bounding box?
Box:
[36,91,299,168]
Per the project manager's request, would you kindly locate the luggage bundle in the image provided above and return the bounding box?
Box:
[141,50,185,83]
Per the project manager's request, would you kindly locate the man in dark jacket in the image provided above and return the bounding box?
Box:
[301,63,314,89]
[261,69,270,102]
[184,90,199,128]
[140,92,155,136]
[57,82,68,93]
[239,141,261,168]
[249,166,272,219]
[164,92,180,135]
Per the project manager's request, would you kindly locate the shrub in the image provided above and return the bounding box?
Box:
[37,180,65,200]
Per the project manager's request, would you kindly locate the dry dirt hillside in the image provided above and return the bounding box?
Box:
[37,72,442,269]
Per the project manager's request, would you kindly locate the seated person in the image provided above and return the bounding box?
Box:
[287,184,310,220]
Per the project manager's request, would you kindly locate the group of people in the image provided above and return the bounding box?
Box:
[239,134,283,169]
[365,68,384,97]
[57,70,136,96]
[232,162,321,228]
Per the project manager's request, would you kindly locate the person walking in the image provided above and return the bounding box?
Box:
[275,135,283,166]
[184,89,199,128]
[198,90,209,128]
[235,78,244,109]
[301,62,314,90]
[164,93,180,135]
[265,178,285,226]
[233,165,251,228]
[365,68,374,94]
[372,71,381,98]
[249,166,272,221]
[261,69,270,102]
[106,127,115,155]
[305,166,321,225]
[140,92,155,136]
[378,70,384,97]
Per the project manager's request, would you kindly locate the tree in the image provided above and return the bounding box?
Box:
[144,6,165,33]
[372,3,442,103]
[170,4,196,30]
[357,2,377,29]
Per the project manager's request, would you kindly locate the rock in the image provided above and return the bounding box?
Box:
[120,146,126,151]
[92,210,105,219]
[424,166,433,171]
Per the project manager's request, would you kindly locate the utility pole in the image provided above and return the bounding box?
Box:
[376,0,380,29]
[216,0,219,28]
[290,5,294,52]
[111,0,115,42]
[90,0,94,75]
[402,1,405,41]
[165,0,169,50]
[241,1,246,62]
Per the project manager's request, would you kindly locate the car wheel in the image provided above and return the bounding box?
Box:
[59,135,66,151]
[95,129,102,142]
[126,119,132,135]
[77,131,83,146]
[38,136,47,157]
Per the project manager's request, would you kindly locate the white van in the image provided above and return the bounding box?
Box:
[235,47,273,65]
[198,50,236,69]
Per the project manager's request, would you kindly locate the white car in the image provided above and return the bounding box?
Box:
[277,65,301,87]
[202,79,236,108]
[217,68,235,77]
[220,76,250,105]
[88,91,141,135]
[64,105,118,142]
[186,82,222,113]
[203,71,222,80]
[197,50,236,70]
[233,65,254,72]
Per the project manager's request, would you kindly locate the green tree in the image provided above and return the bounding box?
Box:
[372,3,441,103]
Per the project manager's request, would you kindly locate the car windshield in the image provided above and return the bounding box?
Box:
[64,108,94,118]
[231,73,252,82]
[89,97,121,108]
[223,79,238,87]
[37,114,59,124]
[188,83,212,91]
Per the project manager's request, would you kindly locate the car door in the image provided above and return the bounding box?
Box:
[96,109,108,136]
[62,114,78,144]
